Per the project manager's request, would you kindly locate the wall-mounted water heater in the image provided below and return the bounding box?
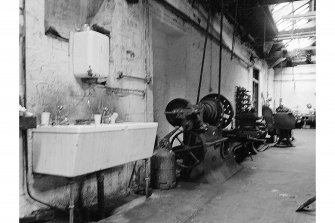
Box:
[72,30,109,78]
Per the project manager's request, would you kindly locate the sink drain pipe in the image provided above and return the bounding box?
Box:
[22,130,67,214]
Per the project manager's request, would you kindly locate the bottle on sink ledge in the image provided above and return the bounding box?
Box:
[110,112,118,124]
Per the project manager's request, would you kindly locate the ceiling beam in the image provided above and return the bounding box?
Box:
[256,27,316,41]
[277,27,316,36]
[259,32,315,42]
[222,0,306,6]
[291,46,316,51]
[270,57,286,68]
[267,46,316,60]
[273,1,310,23]
[256,0,306,6]
[282,11,316,20]
[228,0,306,6]
[273,32,316,41]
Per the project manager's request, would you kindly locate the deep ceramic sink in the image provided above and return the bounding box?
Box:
[32,122,158,177]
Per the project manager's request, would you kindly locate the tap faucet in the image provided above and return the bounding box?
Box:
[55,105,63,124]
[54,105,69,125]
[101,107,109,124]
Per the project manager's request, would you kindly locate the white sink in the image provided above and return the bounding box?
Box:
[32,122,158,177]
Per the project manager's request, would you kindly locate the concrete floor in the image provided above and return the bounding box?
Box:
[100,129,315,223]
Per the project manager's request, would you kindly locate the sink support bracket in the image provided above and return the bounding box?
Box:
[69,179,76,223]
[97,171,105,219]
[144,159,150,198]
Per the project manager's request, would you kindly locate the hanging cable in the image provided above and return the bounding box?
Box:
[293,66,296,91]
[196,1,211,104]
[231,0,239,60]
[218,0,224,96]
[263,17,269,100]
[266,66,269,100]
[263,18,266,58]
[280,60,283,104]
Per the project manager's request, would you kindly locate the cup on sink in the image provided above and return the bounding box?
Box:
[94,114,102,125]
[41,112,50,126]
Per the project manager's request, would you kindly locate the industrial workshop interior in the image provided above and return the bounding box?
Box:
[17,0,319,222]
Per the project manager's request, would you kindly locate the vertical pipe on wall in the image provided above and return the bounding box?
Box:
[292,66,296,91]
[144,159,149,198]
[266,66,269,100]
[218,0,224,96]
[230,0,238,60]
[144,0,149,122]
[21,0,26,107]
[209,38,213,93]
[280,61,283,105]
[69,180,75,223]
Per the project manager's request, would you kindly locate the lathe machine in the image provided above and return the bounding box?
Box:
[164,93,267,178]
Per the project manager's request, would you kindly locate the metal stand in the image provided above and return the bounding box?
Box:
[144,159,150,198]
[69,180,75,223]
[274,130,294,147]
[97,171,105,219]
[296,195,316,212]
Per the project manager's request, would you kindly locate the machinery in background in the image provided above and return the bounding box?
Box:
[235,86,252,123]
[302,114,316,128]
[292,110,304,128]
[273,111,296,147]
[263,104,296,147]
[161,87,270,179]
[164,93,234,178]
[221,86,268,163]
[158,85,310,180]
[301,103,316,128]
[292,104,316,129]
[262,106,276,142]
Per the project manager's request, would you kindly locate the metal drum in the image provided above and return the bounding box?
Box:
[151,147,176,190]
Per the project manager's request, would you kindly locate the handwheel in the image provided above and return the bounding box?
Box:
[171,130,206,171]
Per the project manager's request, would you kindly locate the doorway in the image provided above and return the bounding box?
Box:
[152,17,186,139]
[252,68,259,113]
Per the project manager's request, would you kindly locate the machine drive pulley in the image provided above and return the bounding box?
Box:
[165,93,234,130]
[164,94,234,177]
